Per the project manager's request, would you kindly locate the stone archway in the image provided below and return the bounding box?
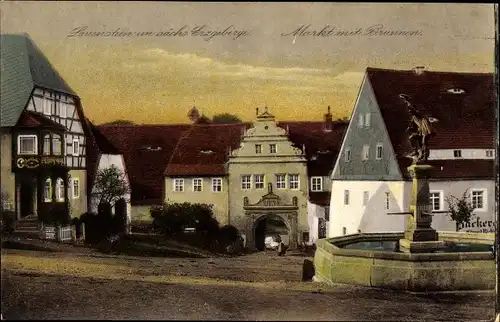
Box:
[244,183,299,250]
[253,214,291,251]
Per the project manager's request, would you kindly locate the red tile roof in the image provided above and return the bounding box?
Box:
[309,191,331,206]
[96,124,191,205]
[92,121,347,205]
[426,159,495,180]
[366,67,495,179]
[278,121,348,176]
[16,110,67,131]
[165,123,251,176]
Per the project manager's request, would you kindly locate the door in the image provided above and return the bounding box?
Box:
[20,183,34,218]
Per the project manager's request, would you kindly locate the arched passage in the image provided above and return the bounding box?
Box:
[253,215,290,251]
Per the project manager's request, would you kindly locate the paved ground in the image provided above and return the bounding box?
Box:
[1,249,495,321]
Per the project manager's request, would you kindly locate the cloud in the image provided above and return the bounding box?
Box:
[123,48,364,86]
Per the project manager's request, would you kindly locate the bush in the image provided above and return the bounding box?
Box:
[152,202,220,246]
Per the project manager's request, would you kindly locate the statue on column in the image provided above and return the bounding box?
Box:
[399,94,435,164]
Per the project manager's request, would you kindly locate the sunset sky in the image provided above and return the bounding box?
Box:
[0,2,495,124]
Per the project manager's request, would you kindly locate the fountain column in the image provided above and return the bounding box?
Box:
[399,164,445,253]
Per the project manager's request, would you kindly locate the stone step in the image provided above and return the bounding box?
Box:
[15,223,40,230]
[11,230,40,238]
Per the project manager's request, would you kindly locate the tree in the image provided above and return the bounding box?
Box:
[101,120,135,125]
[91,165,130,209]
[445,189,476,231]
[212,113,242,124]
[195,114,212,124]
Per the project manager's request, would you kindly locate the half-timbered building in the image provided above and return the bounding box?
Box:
[0,34,90,231]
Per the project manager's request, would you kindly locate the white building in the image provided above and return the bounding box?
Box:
[329,67,495,237]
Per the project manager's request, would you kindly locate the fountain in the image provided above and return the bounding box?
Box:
[312,94,495,292]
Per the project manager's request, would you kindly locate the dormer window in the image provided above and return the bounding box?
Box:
[453,150,462,158]
[428,117,439,123]
[142,146,162,151]
[317,149,331,154]
[447,88,466,94]
[18,135,37,155]
[200,149,214,154]
[269,144,277,154]
[486,150,493,157]
[255,144,262,154]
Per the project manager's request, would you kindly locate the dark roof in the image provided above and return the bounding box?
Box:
[427,159,495,180]
[15,110,67,131]
[278,121,348,176]
[309,191,331,206]
[1,34,77,127]
[366,67,495,179]
[165,123,251,177]
[96,124,191,205]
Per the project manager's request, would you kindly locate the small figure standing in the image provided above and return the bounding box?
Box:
[399,94,435,164]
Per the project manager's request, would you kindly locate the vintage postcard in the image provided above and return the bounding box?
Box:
[0,2,498,321]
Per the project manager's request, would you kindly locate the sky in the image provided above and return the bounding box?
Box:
[0,2,496,124]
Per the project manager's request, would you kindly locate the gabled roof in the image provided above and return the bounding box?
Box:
[366,67,495,179]
[16,110,67,131]
[96,124,191,205]
[165,123,251,177]
[1,34,77,127]
[278,121,348,176]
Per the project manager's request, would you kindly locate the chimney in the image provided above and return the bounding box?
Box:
[324,105,333,132]
[413,66,425,75]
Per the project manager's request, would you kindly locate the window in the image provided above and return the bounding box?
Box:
[55,178,65,202]
[192,178,203,192]
[376,144,383,160]
[363,191,369,206]
[357,114,364,128]
[241,175,251,190]
[52,134,62,155]
[269,144,277,154]
[212,178,222,192]
[72,178,80,199]
[276,174,286,189]
[311,177,323,192]
[18,135,37,155]
[59,101,67,118]
[72,139,80,156]
[364,113,371,127]
[43,99,51,115]
[471,190,485,210]
[344,190,349,205]
[173,178,184,192]
[289,174,299,190]
[342,227,347,235]
[453,150,462,158]
[429,191,442,211]
[255,144,262,154]
[486,150,493,157]
[362,145,370,160]
[44,178,52,202]
[43,134,51,155]
[385,192,390,210]
[254,174,265,189]
[344,148,351,162]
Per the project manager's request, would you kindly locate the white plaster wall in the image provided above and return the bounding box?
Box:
[329,179,495,237]
[429,149,495,160]
[328,180,409,237]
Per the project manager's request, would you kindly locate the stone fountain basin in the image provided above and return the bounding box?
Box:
[313,232,494,292]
